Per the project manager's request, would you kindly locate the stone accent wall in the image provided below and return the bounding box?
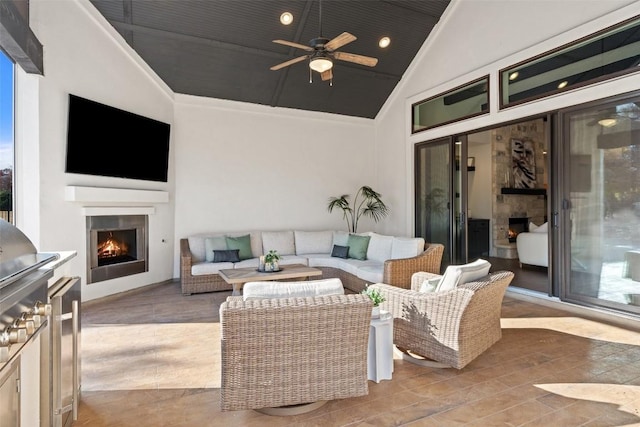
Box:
[490,119,547,256]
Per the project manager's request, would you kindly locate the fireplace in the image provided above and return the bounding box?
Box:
[508,217,529,242]
[87,215,148,283]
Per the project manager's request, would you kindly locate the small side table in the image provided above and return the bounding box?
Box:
[368,311,393,382]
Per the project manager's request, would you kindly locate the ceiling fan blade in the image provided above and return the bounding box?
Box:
[272,39,313,51]
[270,55,308,71]
[325,32,357,51]
[321,69,333,81]
[334,51,378,67]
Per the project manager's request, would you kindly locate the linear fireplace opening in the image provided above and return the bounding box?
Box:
[87,215,148,283]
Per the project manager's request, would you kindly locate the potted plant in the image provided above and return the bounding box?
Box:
[327,185,390,233]
[362,285,385,318]
[263,249,281,272]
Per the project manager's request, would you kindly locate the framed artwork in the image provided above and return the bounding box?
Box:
[511,138,536,188]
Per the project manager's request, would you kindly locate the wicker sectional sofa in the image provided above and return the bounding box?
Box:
[180,230,444,295]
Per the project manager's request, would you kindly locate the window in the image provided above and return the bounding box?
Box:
[500,15,640,109]
[0,51,14,223]
[412,76,489,134]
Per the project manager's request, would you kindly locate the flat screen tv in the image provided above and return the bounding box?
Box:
[65,94,171,182]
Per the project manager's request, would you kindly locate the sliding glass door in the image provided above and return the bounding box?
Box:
[415,137,468,269]
[559,92,640,314]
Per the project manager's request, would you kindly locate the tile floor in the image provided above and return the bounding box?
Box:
[77,280,640,426]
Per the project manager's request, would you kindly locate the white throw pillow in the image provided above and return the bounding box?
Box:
[457,258,491,285]
[434,266,463,292]
[419,276,442,293]
[532,222,548,233]
[435,259,491,292]
[529,222,539,232]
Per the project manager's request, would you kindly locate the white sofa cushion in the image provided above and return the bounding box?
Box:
[391,237,425,259]
[242,278,345,300]
[276,255,309,266]
[294,230,333,255]
[261,231,296,255]
[356,264,384,283]
[366,232,393,263]
[191,261,235,275]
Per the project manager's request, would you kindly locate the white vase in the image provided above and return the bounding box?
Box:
[371,306,380,319]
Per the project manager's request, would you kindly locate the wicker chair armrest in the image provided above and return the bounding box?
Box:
[180,238,193,265]
[382,243,444,289]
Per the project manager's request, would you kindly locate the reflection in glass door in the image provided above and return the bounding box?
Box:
[415,137,468,269]
[561,94,640,313]
[415,139,451,269]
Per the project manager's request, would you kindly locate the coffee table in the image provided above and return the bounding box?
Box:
[218,263,323,295]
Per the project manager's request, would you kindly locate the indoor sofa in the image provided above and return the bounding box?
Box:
[180,230,444,295]
[516,221,549,267]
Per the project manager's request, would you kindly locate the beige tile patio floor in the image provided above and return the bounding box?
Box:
[77,280,640,426]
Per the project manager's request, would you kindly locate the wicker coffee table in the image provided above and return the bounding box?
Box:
[218,263,322,295]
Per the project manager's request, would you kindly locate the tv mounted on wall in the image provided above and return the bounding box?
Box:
[65,94,171,182]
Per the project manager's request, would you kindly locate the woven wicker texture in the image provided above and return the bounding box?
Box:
[180,239,444,295]
[220,294,372,411]
[371,271,513,369]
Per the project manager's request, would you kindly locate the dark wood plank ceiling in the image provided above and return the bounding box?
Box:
[90,0,450,119]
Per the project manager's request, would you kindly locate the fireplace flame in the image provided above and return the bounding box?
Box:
[508,229,517,239]
[97,232,129,258]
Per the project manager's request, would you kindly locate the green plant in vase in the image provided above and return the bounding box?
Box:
[362,285,385,318]
[263,249,281,271]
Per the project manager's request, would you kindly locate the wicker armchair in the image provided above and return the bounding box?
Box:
[382,243,444,288]
[220,294,372,414]
[370,270,513,369]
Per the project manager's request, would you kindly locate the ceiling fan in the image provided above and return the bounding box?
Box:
[270,1,378,82]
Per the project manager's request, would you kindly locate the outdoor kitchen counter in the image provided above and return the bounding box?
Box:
[42,250,77,287]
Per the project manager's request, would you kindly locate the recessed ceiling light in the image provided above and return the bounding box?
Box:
[557,80,568,89]
[379,37,391,48]
[509,72,519,81]
[280,12,293,25]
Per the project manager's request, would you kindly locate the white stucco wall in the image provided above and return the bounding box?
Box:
[375,0,640,236]
[28,0,176,300]
[172,95,376,275]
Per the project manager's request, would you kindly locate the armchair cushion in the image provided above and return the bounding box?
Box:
[242,278,344,300]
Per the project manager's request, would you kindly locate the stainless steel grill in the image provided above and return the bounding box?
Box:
[0,219,59,425]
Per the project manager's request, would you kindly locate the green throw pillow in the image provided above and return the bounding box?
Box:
[205,236,227,262]
[225,234,253,260]
[347,234,370,260]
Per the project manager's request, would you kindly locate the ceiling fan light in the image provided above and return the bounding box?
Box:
[598,118,618,127]
[309,57,333,73]
[280,12,293,25]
